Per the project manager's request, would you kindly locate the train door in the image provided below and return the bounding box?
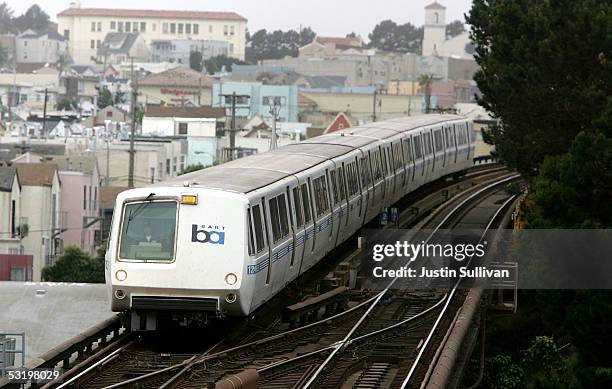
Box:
[433,127,445,179]
[359,153,372,224]
[447,124,457,166]
[324,168,338,245]
[403,136,415,191]
[412,132,425,188]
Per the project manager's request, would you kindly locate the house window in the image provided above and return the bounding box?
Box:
[170,23,176,33]
[209,25,213,33]
[125,21,131,31]
[173,157,177,173]
[185,24,191,34]
[110,21,116,30]
[64,29,70,39]
[166,158,171,174]
[193,24,199,34]
[23,40,28,47]
[140,22,146,32]
[97,22,102,32]
[118,21,124,32]
[178,122,188,135]
[229,43,234,53]
[133,21,138,32]
[223,25,228,36]
[106,110,113,118]
[178,23,183,34]
[91,22,96,32]
[150,167,155,184]
[83,185,87,210]
[91,40,95,49]
[162,23,168,33]
[230,25,235,35]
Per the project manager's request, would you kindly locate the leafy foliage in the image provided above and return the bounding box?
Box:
[203,55,246,74]
[42,246,104,283]
[189,51,203,72]
[245,27,316,62]
[467,0,612,178]
[13,4,49,32]
[445,20,465,38]
[98,87,113,109]
[57,97,76,111]
[0,2,15,33]
[482,355,525,389]
[0,44,8,68]
[368,20,423,53]
[178,163,206,175]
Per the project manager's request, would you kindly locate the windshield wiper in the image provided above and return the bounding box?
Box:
[127,193,156,222]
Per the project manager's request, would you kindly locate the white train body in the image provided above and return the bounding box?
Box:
[105,115,475,328]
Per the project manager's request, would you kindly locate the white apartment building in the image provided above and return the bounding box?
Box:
[57,4,247,64]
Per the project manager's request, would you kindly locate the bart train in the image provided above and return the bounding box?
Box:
[105,114,475,330]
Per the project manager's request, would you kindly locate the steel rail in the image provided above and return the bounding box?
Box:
[302,174,520,388]
[399,192,518,388]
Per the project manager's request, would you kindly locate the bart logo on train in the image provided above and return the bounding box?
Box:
[191,224,226,244]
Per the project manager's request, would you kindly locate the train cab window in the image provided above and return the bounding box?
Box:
[292,187,304,228]
[313,176,330,217]
[434,130,444,152]
[300,183,312,224]
[360,156,371,188]
[119,200,177,261]
[252,204,267,252]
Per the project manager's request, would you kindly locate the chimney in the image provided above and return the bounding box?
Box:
[69,1,81,9]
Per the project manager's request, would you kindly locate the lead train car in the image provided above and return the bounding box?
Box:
[106,114,475,330]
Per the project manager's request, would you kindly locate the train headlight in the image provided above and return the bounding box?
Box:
[115,270,127,281]
[225,273,238,285]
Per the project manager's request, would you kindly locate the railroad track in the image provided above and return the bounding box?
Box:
[6,163,512,389]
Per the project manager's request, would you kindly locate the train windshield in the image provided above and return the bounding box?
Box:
[119,201,177,261]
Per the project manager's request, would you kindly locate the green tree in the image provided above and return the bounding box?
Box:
[14,4,49,32]
[42,246,105,283]
[368,20,423,53]
[178,163,206,175]
[98,86,113,109]
[0,2,15,33]
[482,355,525,389]
[189,51,203,72]
[245,27,316,63]
[445,20,465,38]
[204,54,245,75]
[467,0,612,178]
[0,44,8,68]
[57,97,75,111]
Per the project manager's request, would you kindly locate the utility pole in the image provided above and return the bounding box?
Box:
[219,92,250,161]
[269,100,281,150]
[128,57,137,188]
[372,89,377,122]
[42,88,48,138]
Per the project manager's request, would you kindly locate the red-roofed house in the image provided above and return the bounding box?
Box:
[57,6,247,63]
[323,112,352,134]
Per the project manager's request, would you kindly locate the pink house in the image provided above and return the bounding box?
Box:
[49,155,101,255]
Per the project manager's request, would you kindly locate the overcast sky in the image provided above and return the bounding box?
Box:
[4,0,473,38]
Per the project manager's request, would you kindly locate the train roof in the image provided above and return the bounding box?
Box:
[156,114,466,194]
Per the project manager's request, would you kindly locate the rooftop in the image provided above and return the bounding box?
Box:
[138,66,213,88]
[99,32,140,55]
[57,7,247,22]
[47,155,98,175]
[145,104,225,119]
[0,166,18,191]
[16,163,58,187]
[425,2,447,10]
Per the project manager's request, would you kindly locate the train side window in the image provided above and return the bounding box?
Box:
[269,196,281,242]
[313,176,330,217]
[278,193,290,238]
[252,204,266,252]
[329,169,339,205]
[403,138,413,163]
[337,167,347,201]
[360,156,371,188]
[301,183,312,224]
[434,130,443,152]
[292,187,304,228]
[247,209,255,255]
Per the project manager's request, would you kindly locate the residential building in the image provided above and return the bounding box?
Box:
[137,66,213,106]
[212,82,299,122]
[299,36,365,59]
[15,163,61,281]
[97,32,151,64]
[16,30,69,64]
[57,5,247,64]
[93,138,186,187]
[0,71,62,110]
[0,166,22,249]
[142,105,225,167]
[100,186,127,242]
[49,155,101,255]
[151,39,228,64]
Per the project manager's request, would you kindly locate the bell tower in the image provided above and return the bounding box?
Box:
[422,2,447,56]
